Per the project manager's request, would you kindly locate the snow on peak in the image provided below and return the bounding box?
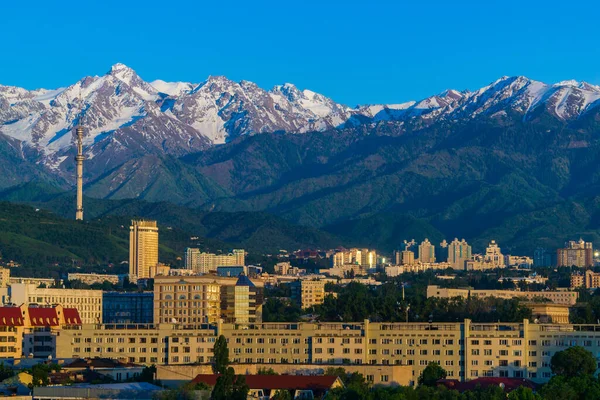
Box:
[554,79,580,87]
[150,80,195,97]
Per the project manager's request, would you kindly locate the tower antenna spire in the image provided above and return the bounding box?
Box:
[74,88,85,221]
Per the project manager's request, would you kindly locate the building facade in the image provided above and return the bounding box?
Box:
[557,239,593,268]
[427,285,578,306]
[418,239,436,263]
[291,280,326,309]
[54,318,600,385]
[447,239,472,270]
[571,270,600,289]
[102,292,154,324]
[153,275,264,325]
[9,284,102,324]
[129,220,159,280]
[67,273,122,286]
[484,240,505,268]
[184,248,245,274]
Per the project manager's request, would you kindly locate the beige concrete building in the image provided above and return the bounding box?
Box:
[323,264,364,278]
[447,238,472,270]
[399,251,415,265]
[54,318,600,385]
[9,277,56,286]
[153,275,264,325]
[558,239,593,267]
[484,240,505,268]
[427,285,578,306]
[67,273,121,286]
[291,280,326,309]
[9,283,102,324]
[0,267,9,288]
[184,248,245,274]
[129,220,159,280]
[571,270,600,289]
[418,239,436,263]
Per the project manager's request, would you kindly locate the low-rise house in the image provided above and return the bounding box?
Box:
[191,374,343,398]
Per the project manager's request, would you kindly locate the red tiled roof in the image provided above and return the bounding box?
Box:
[0,307,24,326]
[437,377,537,392]
[63,308,82,325]
[192,374,340,391]
[28,307,59,326]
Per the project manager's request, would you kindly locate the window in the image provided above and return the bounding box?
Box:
[471,349,479,356]
[446,350,453,356]
[471,340,479,345]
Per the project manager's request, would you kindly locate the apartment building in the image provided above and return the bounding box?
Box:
[54,318,600,385]
[9,284,103,324]
[427,285,578,306]
[571,270,600,289]
[129,220,159,280]
[0,267,9,288]
[418,239,436,263]
[446,239,472,270]
[67,273,122,286]
[291,280,326,309]
[153,275,263,325]
[0,305,81,359]
[184,248,245,274]
[557,239,593,268]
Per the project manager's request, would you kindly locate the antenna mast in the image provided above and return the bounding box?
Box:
[75,90,85,221]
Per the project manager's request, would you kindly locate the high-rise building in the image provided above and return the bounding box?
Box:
[184,248,245,274]
[418,239,436,263]
[359,249,377,270]
[153,275,263,325]
[221,274,261,324]
[129,220,159,280]
[400,250,415,265]
[557,239,593,268]
[447,238,472,270]
[534,247,554,267]
[484,240,505,268]
[291,280,326,309]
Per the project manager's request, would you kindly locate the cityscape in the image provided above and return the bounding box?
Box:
[2,0,600,399]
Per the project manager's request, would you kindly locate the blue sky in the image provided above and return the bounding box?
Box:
[2,0,599,106]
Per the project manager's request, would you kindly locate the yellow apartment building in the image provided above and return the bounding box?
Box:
[53,318,600,385]
[427,285,578,306]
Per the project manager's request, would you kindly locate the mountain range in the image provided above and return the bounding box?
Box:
[2,65,600,255]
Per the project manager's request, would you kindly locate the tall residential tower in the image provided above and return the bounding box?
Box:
[129,220,159,280]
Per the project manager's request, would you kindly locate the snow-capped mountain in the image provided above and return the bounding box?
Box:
[1,64,600,183]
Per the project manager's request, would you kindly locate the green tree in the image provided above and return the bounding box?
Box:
[271,390,292,400]
[538,376,577,400]
[211,367,248,400]
[508,386,542,400]
[0,363,14,381]
[550,346,597,378]
[257,367,278,375]
[418,362,447,387]
[213,335,229,374]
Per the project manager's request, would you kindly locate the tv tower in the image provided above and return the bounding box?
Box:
[74,122,85,221]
